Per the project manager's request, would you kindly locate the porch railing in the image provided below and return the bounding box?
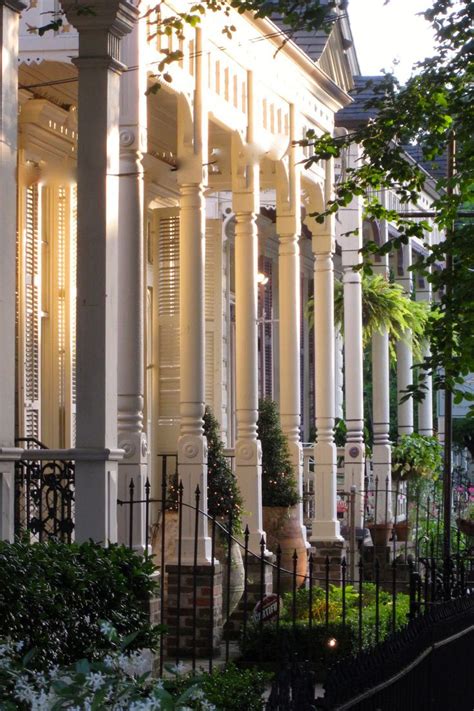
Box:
[14,441,75,543]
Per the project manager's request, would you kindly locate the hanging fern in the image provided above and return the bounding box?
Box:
[305,274,431,361]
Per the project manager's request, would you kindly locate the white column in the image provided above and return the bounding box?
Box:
[276,115,306,545]
[335,329,344,420]
[416,259,433,436]
[309,162,342,543]
[62,0,137,543]
[232,132,264,553]
[372,203,392,522]
[176,27,211,563]
[0,1,26,540]
[117,22,148,550]
[339,145,365,527]
[396,243,414,436]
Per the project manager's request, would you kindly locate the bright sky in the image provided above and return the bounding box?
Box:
[347,0,436,83]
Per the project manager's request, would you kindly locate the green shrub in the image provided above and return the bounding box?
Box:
[281,583,410,649]
[167,664,270,711]
[0,539,160,670]
[240,583,411,679]
[240,621,356,680]
[258,398,299,507]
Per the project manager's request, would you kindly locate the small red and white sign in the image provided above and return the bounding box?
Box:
[253,594,280,623]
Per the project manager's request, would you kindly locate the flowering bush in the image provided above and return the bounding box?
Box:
[391,434,443,483]
[0,627,268,710]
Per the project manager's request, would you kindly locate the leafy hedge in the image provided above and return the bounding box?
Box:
[0,539,160,669]
[240,584,411,679]
[240,621,356,680]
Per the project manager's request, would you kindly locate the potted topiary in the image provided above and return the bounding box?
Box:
[204,406,245,616]
[153,408,245,615]
[258,398,305,590]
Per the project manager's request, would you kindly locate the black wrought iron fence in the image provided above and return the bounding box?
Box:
[117,468,474,680]
[317,595,474,711]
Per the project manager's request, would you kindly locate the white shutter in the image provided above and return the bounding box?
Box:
[152,209,181,451]
[258,255,274,399]
[19,183,42,440]
[205,219,225,423]
[66,185,77,446]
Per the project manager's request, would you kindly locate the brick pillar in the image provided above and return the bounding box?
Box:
[312,541,344,583]
[166,565,223,658]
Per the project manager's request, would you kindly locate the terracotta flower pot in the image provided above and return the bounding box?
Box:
[457,517,474,538]
[369,522,393,548]
[151,509,179,566]
[394,521,411,542]
[263,505,308,592]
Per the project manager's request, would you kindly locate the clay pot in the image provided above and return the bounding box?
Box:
[263,505,308,592]
[151,509,179,566]
[394,521,411,542]
[214,528,245,617]
[369,522,394,548]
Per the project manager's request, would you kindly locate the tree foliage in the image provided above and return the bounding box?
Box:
[302,0,474,403]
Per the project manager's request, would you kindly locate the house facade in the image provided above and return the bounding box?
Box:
[0,0,438,557]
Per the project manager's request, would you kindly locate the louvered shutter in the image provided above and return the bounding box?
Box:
[152,209,181,449]
[258,255,273,399]
[300,274,306,436]
[20,184,42,440]
[205,219,226,430]
[66,185,77,446]
[308,278,315,436]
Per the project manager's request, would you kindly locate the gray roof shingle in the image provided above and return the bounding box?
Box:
[335,75,387,128]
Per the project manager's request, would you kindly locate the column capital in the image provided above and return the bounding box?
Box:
[277,215,300,237]
[278,232,299,257]
[62,0,137,63]
[312,234,335,255]
[0,1,25,13]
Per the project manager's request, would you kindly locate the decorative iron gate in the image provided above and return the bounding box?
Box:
[14,439,75,542]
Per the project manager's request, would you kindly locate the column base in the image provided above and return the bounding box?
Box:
[310,519,343,543]
[235,438,265,555]
[0,448,22,542]
[118,430,149,551]
[372,443,393,524]
[166,563,223,658]
[286,440,309,549]
[344,442,365,530]
[74,450,124,544]
[177,433,212,564]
